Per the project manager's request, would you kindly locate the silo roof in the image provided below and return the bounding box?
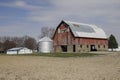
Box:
[39,37,53,42]
[64,20,107,39]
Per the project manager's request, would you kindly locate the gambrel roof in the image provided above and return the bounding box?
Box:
[63,20,107,39]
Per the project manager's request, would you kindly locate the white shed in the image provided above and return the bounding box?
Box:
[7,47,33,54]
[38,37,53,53]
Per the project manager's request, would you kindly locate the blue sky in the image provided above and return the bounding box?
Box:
[0,0,120,45]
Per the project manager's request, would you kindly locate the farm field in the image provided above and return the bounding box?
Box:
[0,52,120,80]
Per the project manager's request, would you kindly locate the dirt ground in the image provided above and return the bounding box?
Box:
[0,52,120,80]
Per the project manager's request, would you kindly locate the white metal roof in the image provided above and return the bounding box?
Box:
[7,47,28,51]
[64,20,107,39]
[39,36,53,42]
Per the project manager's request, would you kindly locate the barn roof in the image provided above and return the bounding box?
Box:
[63,20,107,39]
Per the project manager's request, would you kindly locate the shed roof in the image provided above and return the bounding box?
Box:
[7,47,29,51]
[39,37,53,42]
[63,20,107,39]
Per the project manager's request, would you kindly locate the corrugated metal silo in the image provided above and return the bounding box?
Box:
[38,37,53,53]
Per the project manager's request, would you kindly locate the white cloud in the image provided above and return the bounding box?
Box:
[26,0,120,43]
[0,22,41,38]
[13,0,26,7]
[50,0,120,7]
[0,0,120,43]
[1,0,120,25]
[25,0,120,23]
[0,0,44,11]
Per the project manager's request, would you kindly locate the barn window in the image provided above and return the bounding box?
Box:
[61,29,67,33]
[80,45,82,48]
[61,30,64,33]
[58,29,60,33]
[98,45,100,48]
[104,45,105,48]
[67,28,69,32]
[87,45,89,48]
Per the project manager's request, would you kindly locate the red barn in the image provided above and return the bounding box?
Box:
[53,20,108,52]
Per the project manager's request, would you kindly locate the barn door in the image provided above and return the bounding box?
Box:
[73,45,76,52]
[90,45,97,51]
[61,45,67,52]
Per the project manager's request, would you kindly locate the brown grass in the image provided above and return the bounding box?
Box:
[0,52,120,80]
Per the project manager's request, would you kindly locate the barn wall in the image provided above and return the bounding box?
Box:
[53,23,108,53]
[54,23,75,46]
[75,38,108,52]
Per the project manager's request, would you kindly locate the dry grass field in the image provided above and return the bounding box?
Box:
[0,52,120,80]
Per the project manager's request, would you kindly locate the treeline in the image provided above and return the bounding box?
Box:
[0,36,36,53]
[0,27,55,53]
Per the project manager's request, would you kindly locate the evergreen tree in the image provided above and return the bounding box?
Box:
[108,34,118,51]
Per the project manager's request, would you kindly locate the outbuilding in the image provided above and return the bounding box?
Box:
[38,37,53,53]
[53,20,108,52]
[7,47,33,54]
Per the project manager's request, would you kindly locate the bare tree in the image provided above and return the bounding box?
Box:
[0,42,4,53]
[0,42,3,49]
[24,36,36,50]
[3,40,16,52]
[0,36,11,43]
[49,28,56,39]
[12,37,24,47]
[0,36,37,51]
[39,27,55,39]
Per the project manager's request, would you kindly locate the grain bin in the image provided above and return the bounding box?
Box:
[38,37,53,53]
